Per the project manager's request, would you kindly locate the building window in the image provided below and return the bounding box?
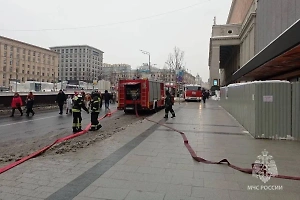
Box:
[10,46,13,51]
[10,60,13,65]
[70,49,73,53]
[28,50,31,55]
[62,49,64,53]
[3,59,6,64]
[28,57,30,61]
[66,49,69,53]
[4,44,7,50]
[33,51,36,56]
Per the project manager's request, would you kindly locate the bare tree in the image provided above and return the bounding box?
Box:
[165,46,185,97]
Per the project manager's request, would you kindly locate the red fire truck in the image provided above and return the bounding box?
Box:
[184,84,202,102]
[117,79,165,113]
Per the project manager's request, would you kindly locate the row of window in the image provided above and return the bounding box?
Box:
[2,65,54,71]
[1,69,54,76]
[2,74,54,82]
[60,58,100,64]
[2,44,55,60]
[61,54,101,60]
[53,48,101,55]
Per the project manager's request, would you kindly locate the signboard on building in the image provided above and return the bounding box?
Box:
[213,79,218,86]
[176,70,184,82]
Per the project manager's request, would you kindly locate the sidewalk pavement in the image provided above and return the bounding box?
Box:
[1,101,300,200]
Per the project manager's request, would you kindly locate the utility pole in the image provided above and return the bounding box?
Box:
[140,50,151,74]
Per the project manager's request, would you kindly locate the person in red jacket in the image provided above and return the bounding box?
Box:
[10,92,23,117]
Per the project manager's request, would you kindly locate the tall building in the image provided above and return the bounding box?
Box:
[209,0,300,87]
[50,45,103,83]
[0,36,59,87]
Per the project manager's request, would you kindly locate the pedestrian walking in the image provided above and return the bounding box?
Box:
[55,90,66,115]
[89,96,102,131]
[72,92,89,133]
[164,90,175,119]
[202,90,209,103]
[103,90,111,111]
[66,95,73,114]
[10,93,23,117]
[25,92,35,116]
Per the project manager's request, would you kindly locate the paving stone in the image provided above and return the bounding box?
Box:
[204,179,240,190]
[110,171,144,181]
[89,187,130,200]
[164,169,194,178]
[171,176,204,187]
[136,166,166,175]
[17,196,44,200]
[164,193,203,200]
[77,185,99,197]
[109,164,139,172]
[155,183,192,196]
[0,192,21,200]
[142,173,173,184]
[124,190,164,200]
[229,190,271,200]
[92,178,128,189]
[16,182,40,190]
[191,186,231,200]
[73,196,108,200]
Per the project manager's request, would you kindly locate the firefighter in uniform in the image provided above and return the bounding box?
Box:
[89,96,102,131]
[164,90,176,119]
[72,92,89,133]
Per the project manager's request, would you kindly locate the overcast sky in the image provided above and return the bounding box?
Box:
[0,0,232,82]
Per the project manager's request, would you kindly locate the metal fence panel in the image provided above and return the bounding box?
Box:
[292,82,300,140]
[254,81,291,139]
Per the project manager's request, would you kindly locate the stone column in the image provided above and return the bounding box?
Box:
[209,46,220,87]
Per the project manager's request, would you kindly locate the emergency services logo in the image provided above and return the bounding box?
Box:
[252,149,278,183]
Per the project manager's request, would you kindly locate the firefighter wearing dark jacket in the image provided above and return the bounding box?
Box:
[89,96,102,131]
[164,90,176,119]
[72,93,89,133]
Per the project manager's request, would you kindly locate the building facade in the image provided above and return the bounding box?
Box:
[50,45,103,83]
[209,0,300,87]
[0,36,59,88]
[101,63,132,85]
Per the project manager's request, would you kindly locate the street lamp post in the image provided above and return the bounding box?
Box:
[140,50,151,73]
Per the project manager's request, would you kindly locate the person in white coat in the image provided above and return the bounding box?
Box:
[66,95,73,114]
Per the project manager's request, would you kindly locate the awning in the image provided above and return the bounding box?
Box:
[230,19,300,83]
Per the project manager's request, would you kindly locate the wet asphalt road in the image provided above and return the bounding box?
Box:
[0,105,120,142]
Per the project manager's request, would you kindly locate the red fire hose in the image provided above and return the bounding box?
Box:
[0,110,117,175]
[134,101,300,181]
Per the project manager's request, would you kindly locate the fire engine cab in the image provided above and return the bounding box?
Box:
[184,84,202,102]
[117,79,165,113]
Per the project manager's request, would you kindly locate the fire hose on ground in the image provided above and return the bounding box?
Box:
[133,100,300,181]
[0,110,117,174]
[1,102,300,182]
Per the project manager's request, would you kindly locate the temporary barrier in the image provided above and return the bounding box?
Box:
[220,81,291,139]
[292,82,300,140]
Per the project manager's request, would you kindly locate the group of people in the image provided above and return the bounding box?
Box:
[10,92,35,117]
[55,89,113,133]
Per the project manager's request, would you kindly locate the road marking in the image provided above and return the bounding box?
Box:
[0,116,58,127]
